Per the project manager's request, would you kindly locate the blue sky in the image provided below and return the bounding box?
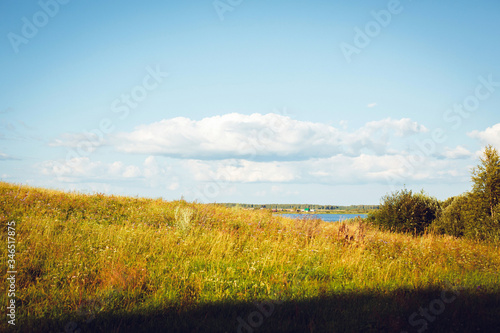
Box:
[1,0,500,205]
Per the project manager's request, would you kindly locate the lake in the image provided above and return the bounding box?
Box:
[276,213,367,222]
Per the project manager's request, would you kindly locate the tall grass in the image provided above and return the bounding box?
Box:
[1,182,499,332]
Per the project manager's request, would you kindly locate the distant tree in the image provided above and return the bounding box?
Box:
[471,145,500,216]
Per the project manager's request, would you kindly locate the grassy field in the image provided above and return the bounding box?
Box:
[1,182,500,332]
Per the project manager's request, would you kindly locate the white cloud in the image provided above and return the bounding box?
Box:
[168,182,180,190]
[342,118,428,155]
[181,152,462,185]
[40,157,104,181]
[143,156,160,178]
[468,123,500,148]
[40,157,144,181]
[113,113,342,160]
[49,132,104,152]
[358,118,428,137]
[112,113,427,160]
[39,156,183,192]
[187,159,297,183]
[0,151,19,160]
[123,165,142,178]
[41,115,471,193]
[37,152,469,202]
[142,156,180,190]
[442,145,472,159]
[367,102,377,108]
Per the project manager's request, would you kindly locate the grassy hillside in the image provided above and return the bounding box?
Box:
[1,182,500,332]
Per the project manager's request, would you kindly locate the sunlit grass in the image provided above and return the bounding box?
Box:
[1,181,499,332]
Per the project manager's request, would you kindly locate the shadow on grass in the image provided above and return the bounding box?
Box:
[19,288,500,333]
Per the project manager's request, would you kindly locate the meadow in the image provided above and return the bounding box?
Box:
[1,181,500,332]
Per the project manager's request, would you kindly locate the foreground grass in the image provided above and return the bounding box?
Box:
[1,182,499,332]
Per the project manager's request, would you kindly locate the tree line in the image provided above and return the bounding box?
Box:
[368,145,500,242]
[221,203,379,211]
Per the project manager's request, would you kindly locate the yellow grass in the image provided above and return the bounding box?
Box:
[1,181,499,332]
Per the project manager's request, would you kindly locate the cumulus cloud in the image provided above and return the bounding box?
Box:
[343,118,428,155]
[182,152,461,185]
[441,145,472,159]
[300,154,446,185]
[38,153,467,194]
[40,157,145,181]
[39,155,182,191]
[112,113,341,160]
[186,159,297,183]
[468,123,500,148]
[44,114,459,189]
[112,113,426,160]
[364,118,427,137]
[40,157,136,181]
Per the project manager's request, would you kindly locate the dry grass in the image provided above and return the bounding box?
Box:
[1,181,499,332]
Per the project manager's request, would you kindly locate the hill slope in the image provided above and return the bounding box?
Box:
[1,182,499,332]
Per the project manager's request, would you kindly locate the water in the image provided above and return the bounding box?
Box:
[277,213,367,222]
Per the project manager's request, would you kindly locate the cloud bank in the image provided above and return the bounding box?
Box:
[42,115,496,192]
[111,113,427,160]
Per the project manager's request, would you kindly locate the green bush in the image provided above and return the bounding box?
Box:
[368,189,440,235]
[431,193,500,241]
[430,193,474,237]
[429,146,500,242]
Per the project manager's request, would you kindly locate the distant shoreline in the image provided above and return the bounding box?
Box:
[273,211,372,215]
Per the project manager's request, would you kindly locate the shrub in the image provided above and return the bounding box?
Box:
[431,193,500,241]
[368,189,440,235]
[430,146,500,242]
[430,193,473,237]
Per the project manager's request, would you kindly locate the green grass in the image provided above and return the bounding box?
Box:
[1,182,500,332]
